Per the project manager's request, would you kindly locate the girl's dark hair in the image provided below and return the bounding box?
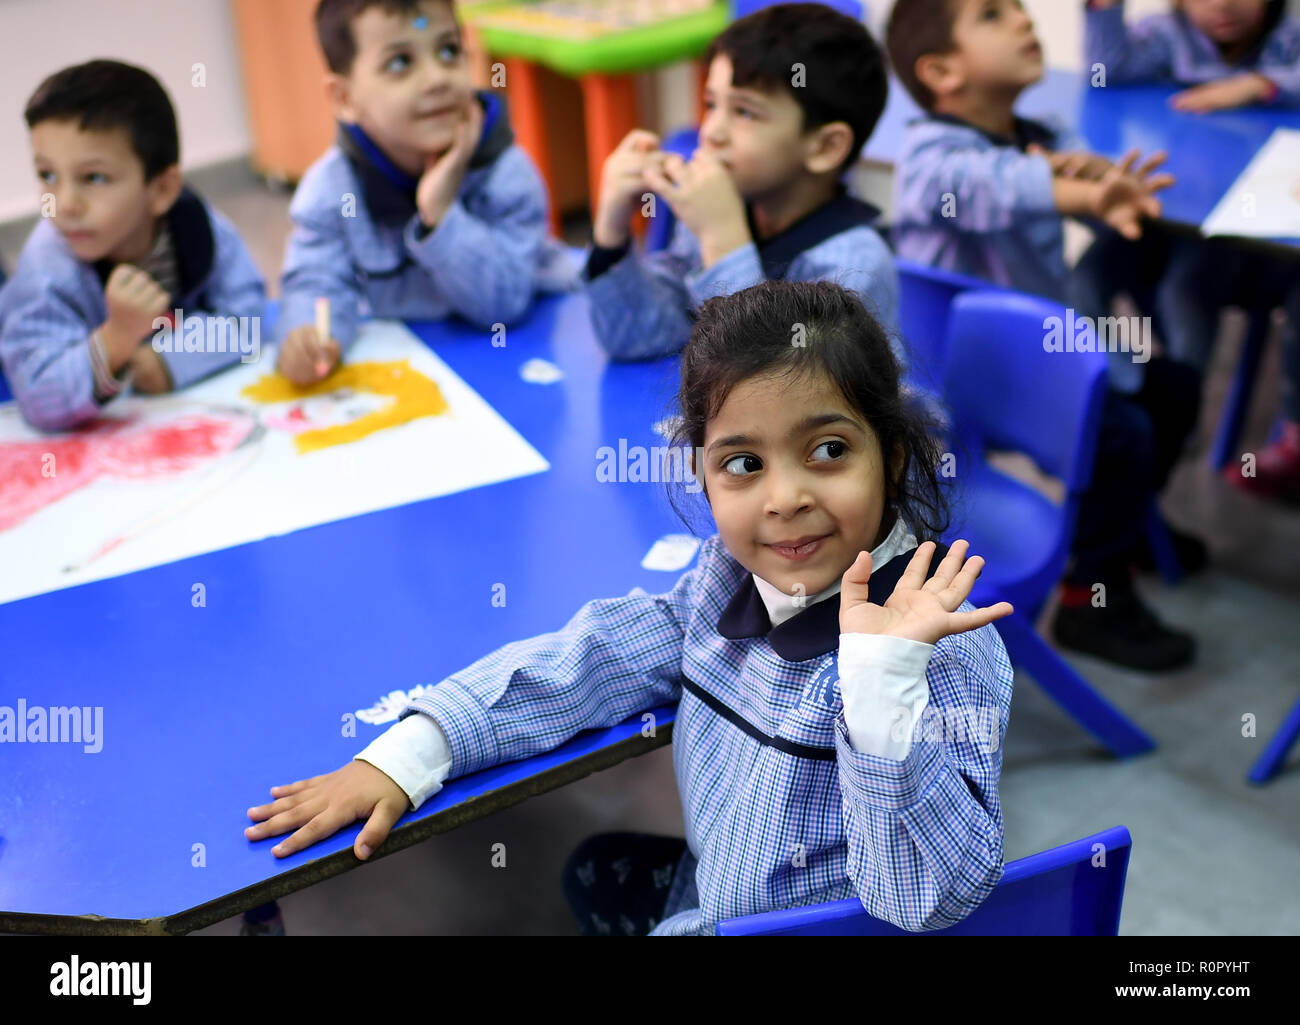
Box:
[670,280,951,541]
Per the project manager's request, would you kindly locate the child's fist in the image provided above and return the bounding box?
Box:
[593,129,663,248]
[102,265,170,369]
[245,759,411,860]
[129,345,173,394]
[278,324,340,385]
[642,151,750,266]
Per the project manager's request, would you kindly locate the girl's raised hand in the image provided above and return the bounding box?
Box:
[839,540,1013,645]
[245,760,410,860]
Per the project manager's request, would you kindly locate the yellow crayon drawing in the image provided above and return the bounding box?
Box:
[242,360,449,453]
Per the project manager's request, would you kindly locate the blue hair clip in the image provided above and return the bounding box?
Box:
[413,15,428,29]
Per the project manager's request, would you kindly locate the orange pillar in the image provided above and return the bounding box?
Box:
[579,73,643,236]
[501,57,563,236]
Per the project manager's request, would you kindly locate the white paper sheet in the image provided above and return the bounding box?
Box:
[0,321,549,605]
[1201,128,1300,239]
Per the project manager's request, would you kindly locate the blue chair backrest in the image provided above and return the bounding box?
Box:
[731,0,865,18]
[716,825,1132,935]
[896,258,1006,392]
[943,291,1109,496]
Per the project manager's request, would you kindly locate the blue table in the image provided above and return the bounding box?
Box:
[0,292,702,935]
[866,69,1300,244]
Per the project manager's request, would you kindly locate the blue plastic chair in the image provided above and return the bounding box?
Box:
[942,291,1156,757]
[898,261,1183,587]
[716,825,1132,935]
[897,259,1008,398]
[732,0,863,17]
[1249,693,1300,784]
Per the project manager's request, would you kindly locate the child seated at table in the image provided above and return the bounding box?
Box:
[246,280,1017,936]
[1086,0,1300,111]
[886,0,1203,672]
[0,60,266,432]
[583,2,900,363]
[277,0,567,385]
[1088,0,1300,500]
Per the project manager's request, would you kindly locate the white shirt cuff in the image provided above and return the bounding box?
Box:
[356,712,453,811]
[837,632,934,761]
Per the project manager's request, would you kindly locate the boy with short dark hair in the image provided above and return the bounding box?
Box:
[585,2,900,363]
[886,0,1204,672]
[0,60,266,432]
[277,0,563,385]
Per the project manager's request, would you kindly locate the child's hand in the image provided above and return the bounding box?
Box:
[415,97,485,229]
[277,324,340,385]
[1091,149,1173,240]
[1027,144,1112,182]
[245,759,410,860]
[1171,73,1273,113]
[592,129,664,248]
[129,345,173,394]
[102,265,170,370]
[643,151,751,267]
[839,540,1013,645]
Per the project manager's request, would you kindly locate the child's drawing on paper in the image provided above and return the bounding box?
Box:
[0,411,257,533]
[242,360,449,454]
[0,319,548,606]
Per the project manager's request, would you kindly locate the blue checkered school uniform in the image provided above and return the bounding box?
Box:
[401,534,1015,935]
[583,190,902,365]
[890,113,1158,391]
[278,91,570,347]
[0,188,266,431]
[1086,1,1300,102]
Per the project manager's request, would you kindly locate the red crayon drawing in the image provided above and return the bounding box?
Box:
[0,412,256,534]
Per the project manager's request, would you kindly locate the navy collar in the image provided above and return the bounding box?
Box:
[716,543,950,662]
[336,91,513,227]
[750,188,881,280]
[93,185,214,304]
[924,111,1057,153]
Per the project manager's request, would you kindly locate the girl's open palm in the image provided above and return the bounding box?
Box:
[839,540,1013,645]
[245,760,409,860]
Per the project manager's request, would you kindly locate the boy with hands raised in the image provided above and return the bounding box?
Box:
[584,3,901,364]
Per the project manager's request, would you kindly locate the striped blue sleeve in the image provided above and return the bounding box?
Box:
[896,139,1057,235]
[158,210,268,389]
[399,566,701,779]
[404,147,549,329]
[1260,21,1300,104]
[584,219,702,362]
[832,616,1014,931]
[0,281,102,432]
[1085,5,1176,83]
[279,192,365,349]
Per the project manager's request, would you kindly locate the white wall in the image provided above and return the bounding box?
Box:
[0,0,251,222]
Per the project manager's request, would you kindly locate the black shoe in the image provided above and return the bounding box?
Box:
[1051,583,1195,672]
[1132,523,1209,576]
